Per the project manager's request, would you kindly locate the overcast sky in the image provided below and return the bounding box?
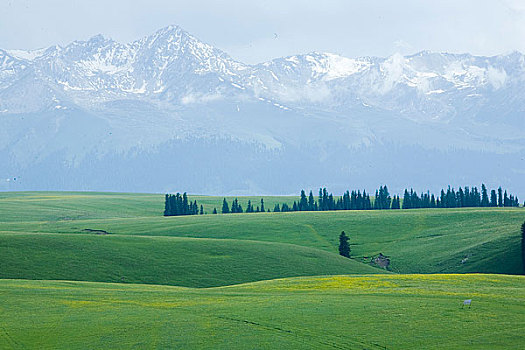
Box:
[1,0,524,64]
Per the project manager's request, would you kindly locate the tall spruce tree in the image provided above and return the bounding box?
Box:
[308,191,316,210]
[338,231,350,258]
[164,194,170,216]
[490,190,498,207]
[222,198,229,214]
[299,190,308,211]
[481,184,489,207]
[246,200,254,213]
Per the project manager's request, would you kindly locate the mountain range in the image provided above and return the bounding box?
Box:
[1,25,524,195]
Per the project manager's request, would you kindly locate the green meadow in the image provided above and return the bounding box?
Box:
[1,275,524,349]
[1,192,524,349]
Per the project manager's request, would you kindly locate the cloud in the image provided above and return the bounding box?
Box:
[378,53,406,93]
[181,92,223,105]
[486,66,507,89]
[268,84,332,103]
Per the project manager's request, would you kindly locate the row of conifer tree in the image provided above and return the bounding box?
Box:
[164,184,520,216]
[163,193,204,216]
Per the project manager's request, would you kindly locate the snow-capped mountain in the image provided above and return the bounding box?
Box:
[1,25,524,195]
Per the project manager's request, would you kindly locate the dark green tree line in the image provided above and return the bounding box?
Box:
[163,193,202,216]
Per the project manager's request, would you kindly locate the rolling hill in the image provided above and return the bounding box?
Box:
[1,275,524,349]
[1,191,524,349]
[1,192,523,279]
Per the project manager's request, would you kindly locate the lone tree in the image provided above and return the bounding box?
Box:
[338,231,350,258]
[522,221,525,274]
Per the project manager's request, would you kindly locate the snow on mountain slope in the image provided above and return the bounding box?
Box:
[1,25,524,194]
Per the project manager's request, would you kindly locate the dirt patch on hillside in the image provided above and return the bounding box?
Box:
[82,229,110,235]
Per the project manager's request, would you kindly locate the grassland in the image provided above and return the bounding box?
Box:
[1,192,523,280]
[1,274,524,349]
[0,233,381,287]
[1,191,524,349]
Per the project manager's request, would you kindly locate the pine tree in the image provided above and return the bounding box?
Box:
[200,205,204,215]
[273,203,281,212]
[182,193,189,215]
[402,189,411,209]
[481,184,489,207]
[498,187,503,207]
[308,191,315,210]
[222,198,229,214]
[338,231,350,258]
[164,194,171,216]
[490,190,498,207]
[299,190,308,211]
[260,198,265,213]
[212,208,217,214]
[193,200,199,215]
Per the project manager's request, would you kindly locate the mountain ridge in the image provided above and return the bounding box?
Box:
[1,25,524,195]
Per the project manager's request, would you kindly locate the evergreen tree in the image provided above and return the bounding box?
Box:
[458,187,465,207]
[481,184,489,207]
[273,203,281,212]
[391,195,401,209]
[193,200,199,215]
[322,188,329,211]
[222,198,229,214]
[490,190,498,207]
[163,194,171,216]
[260,198,265,213]
[299,190,308,211]
[182,193,189,215]
[402,189,411,209]
[338,231,350,258]
[246,200,254,213]
[308,191,316,210]
[200,205,204,215]
[498,187,503,207]
[212,208,217,214]
[230,198,243,213]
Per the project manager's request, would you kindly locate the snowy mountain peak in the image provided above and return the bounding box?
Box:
[0,25,524,123]
[5,47,48,61]
[1,25,525,194]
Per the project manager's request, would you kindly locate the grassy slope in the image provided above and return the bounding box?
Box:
[1,274,524,349]
[1,192,523,275]
[0,233,381,288]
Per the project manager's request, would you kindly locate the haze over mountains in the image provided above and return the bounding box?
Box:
[1,25,524,195]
